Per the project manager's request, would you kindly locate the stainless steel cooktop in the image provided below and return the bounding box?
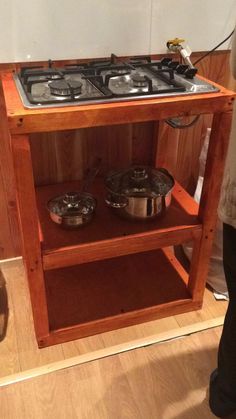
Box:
[14,54,219,109]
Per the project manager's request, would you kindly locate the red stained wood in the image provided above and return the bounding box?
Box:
[35,179,201,270]
[0,78,21,258]
[2,73,235,134]
[10,135,50,340]
[1,62,234,346]
[0,51,235,260]
[188,112,233,301]
[42,248,191,345]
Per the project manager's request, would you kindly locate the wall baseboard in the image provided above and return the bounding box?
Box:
[0,316,224,388]
[0,256,22,265]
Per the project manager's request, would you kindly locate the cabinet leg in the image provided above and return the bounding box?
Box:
[11,134,49,344]
[188,111,233,302]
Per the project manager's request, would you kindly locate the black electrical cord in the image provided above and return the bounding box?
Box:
[165,115,200,129]
[193,30,234,66]
[166,30,234,129]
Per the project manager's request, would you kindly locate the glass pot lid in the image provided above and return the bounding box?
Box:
[105,166,174,197]
[47,191,96,217]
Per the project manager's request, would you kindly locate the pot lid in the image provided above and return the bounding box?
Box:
[105,166,174,197]
[47,191,96,217]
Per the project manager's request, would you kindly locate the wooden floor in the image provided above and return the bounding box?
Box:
[0,326,223,419]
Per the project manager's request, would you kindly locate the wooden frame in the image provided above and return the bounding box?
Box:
[1,70,235,347]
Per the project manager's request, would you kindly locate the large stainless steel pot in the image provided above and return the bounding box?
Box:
[105,166,175,220]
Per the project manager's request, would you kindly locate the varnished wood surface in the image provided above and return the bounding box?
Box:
[42,248,191,345]
[156,114,214,192]
[30,121,155,185]
[3,55,234,345]
[188,112,233,302]
[0,50,234,260]
[155,49,234,193]
[10,135,49,340]
[36,179,201,270]
[0,257,227,376]
[12,120,218,345]
[0,325,223,418]
[2,71,235,134]
[0,80,21,259]
[27,105,229,347]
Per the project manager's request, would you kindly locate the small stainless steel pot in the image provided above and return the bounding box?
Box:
[47,160,100,229]
[105,166,175,220]
[47,191,97,229]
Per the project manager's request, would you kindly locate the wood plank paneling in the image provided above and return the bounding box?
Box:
[156,51,232,192]
[0,51,233,259]
[30,122,155,186]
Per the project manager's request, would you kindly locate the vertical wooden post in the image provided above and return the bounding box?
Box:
[0,78,21,258]
[188,111,233,302]
[11,134,49,344]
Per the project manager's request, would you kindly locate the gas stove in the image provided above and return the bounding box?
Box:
[14,54,219,109]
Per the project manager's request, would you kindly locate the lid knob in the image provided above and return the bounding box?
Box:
[63,192,79,206]
[131,167,148,180]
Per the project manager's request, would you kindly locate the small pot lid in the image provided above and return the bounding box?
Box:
[47,191,96,217]
[105,166,174,197]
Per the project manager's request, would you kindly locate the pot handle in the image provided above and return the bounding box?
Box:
[105,194,128,209]
[158,167,170,176]
[158,167,175,186]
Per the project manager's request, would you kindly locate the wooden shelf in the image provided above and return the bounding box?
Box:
[36,179,202,270]
[41,248,197,346]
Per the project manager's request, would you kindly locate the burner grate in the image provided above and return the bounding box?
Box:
[14,53,219,109]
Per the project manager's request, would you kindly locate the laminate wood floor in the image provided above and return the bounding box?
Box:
[0,258,227,379]
[0,327,223,419]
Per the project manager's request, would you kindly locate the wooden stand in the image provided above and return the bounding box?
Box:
[1,72,235,347]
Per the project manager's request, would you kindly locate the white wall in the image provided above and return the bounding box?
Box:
[0,0,236,63]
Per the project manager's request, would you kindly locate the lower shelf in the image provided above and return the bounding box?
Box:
[41,248,199,347]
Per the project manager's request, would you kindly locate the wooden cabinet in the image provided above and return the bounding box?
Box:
[1,72,235,347]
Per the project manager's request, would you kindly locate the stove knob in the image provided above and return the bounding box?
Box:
[161,57,172,66]
[184,67,198,79]
[168,61,179,70]
[176,64,189,74]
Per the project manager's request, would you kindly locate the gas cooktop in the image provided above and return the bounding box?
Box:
[14,53,219,109]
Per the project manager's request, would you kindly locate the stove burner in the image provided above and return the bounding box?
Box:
[132,74,148,88]
[49,80,82,97]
